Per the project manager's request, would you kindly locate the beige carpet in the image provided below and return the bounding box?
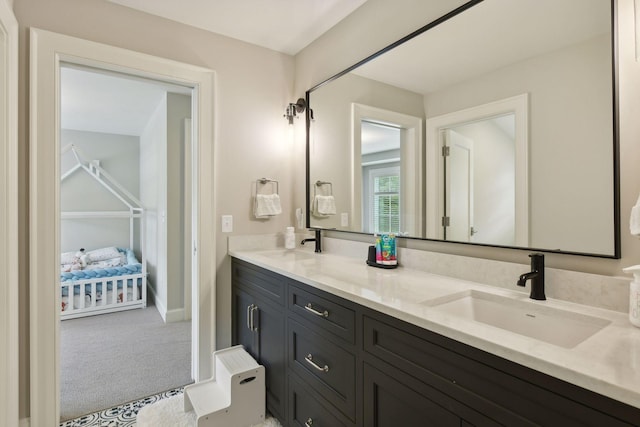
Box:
[60,302,192,421]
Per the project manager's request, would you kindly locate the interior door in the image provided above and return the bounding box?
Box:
[445,129,474,242]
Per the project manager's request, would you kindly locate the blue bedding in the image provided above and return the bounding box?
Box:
[60,248,143,297]
[60,248,141,282]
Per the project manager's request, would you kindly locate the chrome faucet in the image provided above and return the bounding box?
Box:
[301,229,322,253]
[517,253,546,300]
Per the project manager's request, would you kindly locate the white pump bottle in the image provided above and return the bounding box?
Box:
[285,226,296,250]
[622,265,640,328]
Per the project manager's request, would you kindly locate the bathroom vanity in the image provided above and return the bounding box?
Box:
[230,248,640,426]
[230,0,629,424]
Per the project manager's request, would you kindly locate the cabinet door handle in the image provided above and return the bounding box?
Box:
[305,418,314,427]
[247,304,258,331]
[305,303,329,318]
[251,305,259,332]
[305,354,329,372]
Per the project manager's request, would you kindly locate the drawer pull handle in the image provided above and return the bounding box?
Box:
[305,418,314,427]
[305,303,329,318]
[305,354,329,373]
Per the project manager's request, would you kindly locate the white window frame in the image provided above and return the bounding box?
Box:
[367,165,401,234]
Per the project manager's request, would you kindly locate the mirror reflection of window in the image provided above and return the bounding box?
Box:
[370,167,400,233]
[361,120,401,234]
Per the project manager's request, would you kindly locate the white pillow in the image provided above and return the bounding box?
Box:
[86,246,121,262]
[60,251,76,265]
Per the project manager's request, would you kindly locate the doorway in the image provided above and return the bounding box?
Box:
[58,64,195,420]
[361,120,402,234]
[351,103,423,237]
[30,28,216,425]
[426,94,529,246]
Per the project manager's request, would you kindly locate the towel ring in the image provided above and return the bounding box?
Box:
[256,178,279,195]
[314,180,332,197]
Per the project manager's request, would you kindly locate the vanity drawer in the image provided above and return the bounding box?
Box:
[363,313,636,427]
[288,318,356,420]
[288,373,354,427]
[232,259,285,305]
[289,284,355,344]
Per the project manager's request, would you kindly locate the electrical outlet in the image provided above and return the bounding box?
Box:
[221,215,233,233]
[341,212,349,227]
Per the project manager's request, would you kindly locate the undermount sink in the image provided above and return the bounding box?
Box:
[259,250,316,261]
[423,290,610,349]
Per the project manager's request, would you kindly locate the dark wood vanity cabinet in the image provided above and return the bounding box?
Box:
[232,260,286,421]
[362,361,497,427]
[287,284,359,426]
[232,259,640,427]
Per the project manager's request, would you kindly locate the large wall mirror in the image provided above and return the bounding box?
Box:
[306,0,620,258]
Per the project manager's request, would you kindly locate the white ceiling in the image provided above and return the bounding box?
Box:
[61,66,191,136]
[354,0,610,95]
[62,0,370,135]
[361,121,400,155]
[108,0,369,55]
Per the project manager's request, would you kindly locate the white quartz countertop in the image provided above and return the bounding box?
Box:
[229,248,640,409]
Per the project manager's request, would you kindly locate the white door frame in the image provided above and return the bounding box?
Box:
[426,94,529,245]
[30,28,216,425]
[351,103,423,236]
[0,0,19,425]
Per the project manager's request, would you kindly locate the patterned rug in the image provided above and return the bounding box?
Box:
[59,387,184,427]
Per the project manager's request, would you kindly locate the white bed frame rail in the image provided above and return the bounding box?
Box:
[60,272,146,320]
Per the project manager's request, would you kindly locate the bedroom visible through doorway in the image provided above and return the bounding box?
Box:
[58,64,196,421]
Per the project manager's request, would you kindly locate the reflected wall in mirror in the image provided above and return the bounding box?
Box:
[306,0,619,257]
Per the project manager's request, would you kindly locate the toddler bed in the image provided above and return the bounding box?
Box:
[60,246,147,320]
[60,144,147,320]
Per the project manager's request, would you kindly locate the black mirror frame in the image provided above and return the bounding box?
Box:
[305,0,620,259]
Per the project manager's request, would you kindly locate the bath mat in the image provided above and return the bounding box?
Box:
[137,393,282,427]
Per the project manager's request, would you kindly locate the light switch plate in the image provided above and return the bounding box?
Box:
[221,215,233,233]
[296,208,304,229]
[341,212,349,227]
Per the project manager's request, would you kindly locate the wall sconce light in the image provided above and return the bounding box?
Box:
[285,98,306,125]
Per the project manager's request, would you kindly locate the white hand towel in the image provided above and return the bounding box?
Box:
[254,194,282,218]
[315,195,336,216]
[631,194,640,236]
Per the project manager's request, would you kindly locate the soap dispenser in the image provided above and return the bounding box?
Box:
[285,226,296,250]
[622,265,640,328]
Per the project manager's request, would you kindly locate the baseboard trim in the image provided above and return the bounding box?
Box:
[20,417,29,427]
[166,308,185,323]
[147,285,184,323]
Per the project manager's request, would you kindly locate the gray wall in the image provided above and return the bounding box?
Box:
[60,129,140,253]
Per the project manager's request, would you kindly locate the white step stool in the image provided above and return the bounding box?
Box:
[183,345,265,427]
